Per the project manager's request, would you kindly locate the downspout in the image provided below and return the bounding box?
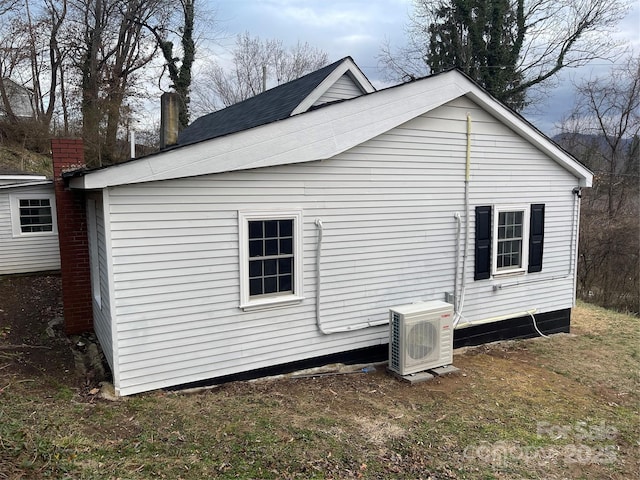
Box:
[572,187,582,305]
[315,218,388,334]
[453,114,472,328]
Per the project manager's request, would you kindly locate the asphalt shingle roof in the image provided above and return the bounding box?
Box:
[177,57,350,147]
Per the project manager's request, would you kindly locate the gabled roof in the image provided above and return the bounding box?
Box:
[177,56,374,146]
[70,65,593,189]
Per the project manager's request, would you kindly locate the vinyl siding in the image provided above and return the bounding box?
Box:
[313,73,364,105]
[0,184,60,275]
[88,193,115,371]
[106,96,581,395]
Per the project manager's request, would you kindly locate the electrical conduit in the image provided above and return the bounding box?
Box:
[453,114,472,328]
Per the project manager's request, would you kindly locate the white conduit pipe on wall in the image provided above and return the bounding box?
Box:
[453,114,472,329]
[314,218,388,335]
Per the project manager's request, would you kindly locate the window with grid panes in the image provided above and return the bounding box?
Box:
[492,205,530,274]
[19,198,54,233]
[496,210,524,270]
[248,219,294,297]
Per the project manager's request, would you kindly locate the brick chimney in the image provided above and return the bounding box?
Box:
[160,92,179,149]
[51,138,93,334]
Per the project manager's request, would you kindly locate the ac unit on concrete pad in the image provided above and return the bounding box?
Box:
[388,300,454,376]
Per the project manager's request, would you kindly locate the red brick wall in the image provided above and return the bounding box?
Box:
[51,138,93,334]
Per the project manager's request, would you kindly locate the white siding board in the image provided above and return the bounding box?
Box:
[0,184,60,275]
[104,95,582,395]
[313,73,365,106]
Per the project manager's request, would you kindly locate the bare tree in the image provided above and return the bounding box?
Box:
[380,0,632,108]
[143,0,196,130]
[191,33,328,114]
[558,55,640,313]
[67,0,168,166]
[0,0,68,150]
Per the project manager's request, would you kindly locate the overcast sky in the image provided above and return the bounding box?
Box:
[200,0,640,135]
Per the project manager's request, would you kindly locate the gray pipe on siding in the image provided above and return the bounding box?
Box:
[454,114,472,328]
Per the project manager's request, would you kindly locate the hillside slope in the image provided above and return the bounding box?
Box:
[0,144,53,177]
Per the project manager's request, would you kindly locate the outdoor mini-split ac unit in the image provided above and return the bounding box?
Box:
[388,300,454,376]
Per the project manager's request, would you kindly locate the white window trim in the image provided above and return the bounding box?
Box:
[238,209,304,311]
[9,192,58,237]
[492,204,530,276]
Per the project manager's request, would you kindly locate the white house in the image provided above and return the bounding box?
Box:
[0,78,35,119]
[57,57,592,396]
[0,171,60,275]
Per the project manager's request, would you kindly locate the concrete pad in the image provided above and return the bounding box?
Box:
[429,365,460,376]
[387,368,435,384]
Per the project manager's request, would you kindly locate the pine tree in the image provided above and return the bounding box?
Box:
[426,0,526,109]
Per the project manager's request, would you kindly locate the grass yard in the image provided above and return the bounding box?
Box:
[0,276,638,479]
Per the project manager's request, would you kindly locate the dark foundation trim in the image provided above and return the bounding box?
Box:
[165,308,571,392]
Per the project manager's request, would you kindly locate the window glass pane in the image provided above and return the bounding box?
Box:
[514,225,522,237]
[279,220,293,237]
[249,278,263,296]
[514,211,523,225]
[249,221,263,239]
[264,220,278,238]
[279,275,292,292]
[265,239,278,256]
[249,260,262,278]
[264,277,277,294]
[279,257,292,274]
[264,259,277,276]
[249,239,263,257]
[280,238,292,255]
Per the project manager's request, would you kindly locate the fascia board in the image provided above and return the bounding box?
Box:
[71,72,467,190]
[290,58,376,116]
[0,175,47,181]
[0,180,52,190]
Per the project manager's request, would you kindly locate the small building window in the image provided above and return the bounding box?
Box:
[493,205,529,275]
[239,210,304,311]
[248,219,294,296]
[19,198,53,233]
[9,193,57,237]
[496,210,524,270]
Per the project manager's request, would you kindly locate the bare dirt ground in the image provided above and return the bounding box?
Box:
[0,274,73,383]
[0,274,638,479]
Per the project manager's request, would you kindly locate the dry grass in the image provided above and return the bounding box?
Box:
[0,301,638,479]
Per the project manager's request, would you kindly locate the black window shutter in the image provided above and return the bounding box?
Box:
[475,206,492,280]
[528,204,545,273]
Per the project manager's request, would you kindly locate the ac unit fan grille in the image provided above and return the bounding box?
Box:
[407,321,439,361]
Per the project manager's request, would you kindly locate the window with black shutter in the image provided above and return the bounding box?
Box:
[474,204,545,279]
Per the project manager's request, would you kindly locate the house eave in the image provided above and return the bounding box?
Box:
[0,180,53,190]
[69,70,592,190]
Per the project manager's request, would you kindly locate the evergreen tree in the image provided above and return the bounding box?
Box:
[426,0,526,109]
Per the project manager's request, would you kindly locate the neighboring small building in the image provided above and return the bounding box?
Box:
[53,57,592,396]
[0,170,60,275]
[0,78,35,119]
